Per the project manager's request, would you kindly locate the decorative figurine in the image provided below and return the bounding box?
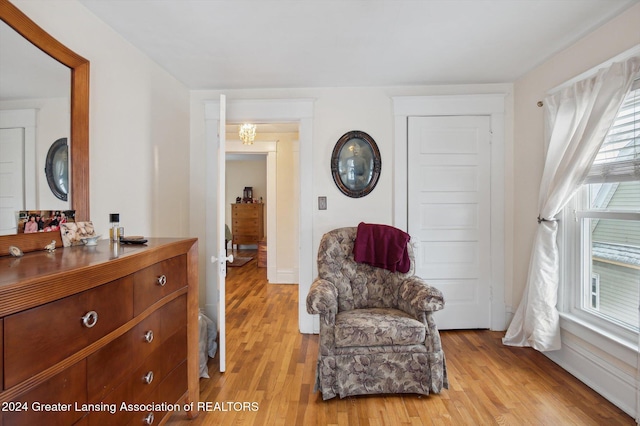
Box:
[45,240,56,253]
[8,246,23,257]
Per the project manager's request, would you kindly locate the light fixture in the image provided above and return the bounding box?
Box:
[239,123,257,145]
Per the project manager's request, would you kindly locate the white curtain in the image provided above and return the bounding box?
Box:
[503,56,640,351]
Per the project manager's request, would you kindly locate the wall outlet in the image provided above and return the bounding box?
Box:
[318,196,327,210]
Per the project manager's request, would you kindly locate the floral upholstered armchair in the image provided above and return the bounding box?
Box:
[306,226,448,400]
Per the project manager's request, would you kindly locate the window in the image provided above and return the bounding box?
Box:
[564,79,640,335]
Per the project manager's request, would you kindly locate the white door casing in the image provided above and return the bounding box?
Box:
[393,94,507,331]
[0,109,37,234]
[0,128,25,235]
[408,115,491,329]
[204,99,315,344]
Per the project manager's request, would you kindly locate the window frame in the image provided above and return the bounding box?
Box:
[560,195,640,345]
[558,73,640,344]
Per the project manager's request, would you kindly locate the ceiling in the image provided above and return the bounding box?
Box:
[77,0,638,90]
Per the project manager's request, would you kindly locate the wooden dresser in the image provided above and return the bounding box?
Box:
[231,203,264,246]
[0,238,199,425]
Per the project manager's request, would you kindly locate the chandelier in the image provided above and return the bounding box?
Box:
[239,123,257,145]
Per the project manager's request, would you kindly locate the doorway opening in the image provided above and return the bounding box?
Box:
[224,123,299,284]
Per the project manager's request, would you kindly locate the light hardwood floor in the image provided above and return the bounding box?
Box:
[167,250,634,425]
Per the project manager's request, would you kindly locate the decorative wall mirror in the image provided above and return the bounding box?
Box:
[44,137,69,201]
[331,130,381,198]
[0,0,89,254]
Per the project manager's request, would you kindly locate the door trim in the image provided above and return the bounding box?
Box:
[392,94,507,331]
[0,109,37,210]
[204,98,315,334]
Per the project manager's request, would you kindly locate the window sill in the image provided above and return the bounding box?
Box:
[558,312,638,366]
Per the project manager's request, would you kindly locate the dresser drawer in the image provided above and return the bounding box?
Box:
[4,278,133,388]
[133,255,187,316]
[160,295,187,338]
[85,327,186,426]
[86,373,135,426]
[129,361,188,426]
[3,360,86,426]
[232,204,261,217]
[132,327,186,400]
[87,295,186,402]
[233,235,259,245]
[233,219,260,232]
[86,312,160,403]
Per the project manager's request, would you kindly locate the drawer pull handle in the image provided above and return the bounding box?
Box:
[81,311,98,328]
[143,371,154,384]
[157,274,167,286]
[143,412,155,425]
[144,330,154,343]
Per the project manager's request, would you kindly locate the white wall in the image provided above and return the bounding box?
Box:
[12,0,191,239]
[189,83,513,309]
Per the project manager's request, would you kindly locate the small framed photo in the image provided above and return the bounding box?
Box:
[19,210,75,234]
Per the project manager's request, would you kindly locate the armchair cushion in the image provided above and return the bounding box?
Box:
[335,308,426,348]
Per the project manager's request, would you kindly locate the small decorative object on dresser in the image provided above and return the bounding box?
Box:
[0,238,200,425]
[231,203,264,247]
[60,221,96,247]
[8,246,23,257]
[242,186,253,203]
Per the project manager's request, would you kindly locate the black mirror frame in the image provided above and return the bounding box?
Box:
[330,130,381,198]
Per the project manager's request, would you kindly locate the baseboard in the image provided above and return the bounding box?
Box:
[544,322,637,419]
[274,268,297,284]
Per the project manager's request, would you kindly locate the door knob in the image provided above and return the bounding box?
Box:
[211,254,233,263]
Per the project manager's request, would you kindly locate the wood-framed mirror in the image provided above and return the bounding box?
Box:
[0,0,89,255]
[331,130,381,198]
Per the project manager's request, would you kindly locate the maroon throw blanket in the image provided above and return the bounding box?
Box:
[353,222,411,273]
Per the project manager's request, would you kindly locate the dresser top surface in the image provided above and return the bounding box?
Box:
[0,238,197,309]
[1,238,196,285]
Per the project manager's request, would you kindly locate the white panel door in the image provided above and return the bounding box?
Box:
[0,128,25,235]
[408,116,492,329]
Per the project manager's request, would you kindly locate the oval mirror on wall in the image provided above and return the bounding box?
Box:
[330,130,381,198]
[44,137,68,201]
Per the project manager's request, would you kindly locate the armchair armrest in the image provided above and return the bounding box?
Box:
[306,278,338,316]
[307,278,339,356]
[398,277,445,315]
